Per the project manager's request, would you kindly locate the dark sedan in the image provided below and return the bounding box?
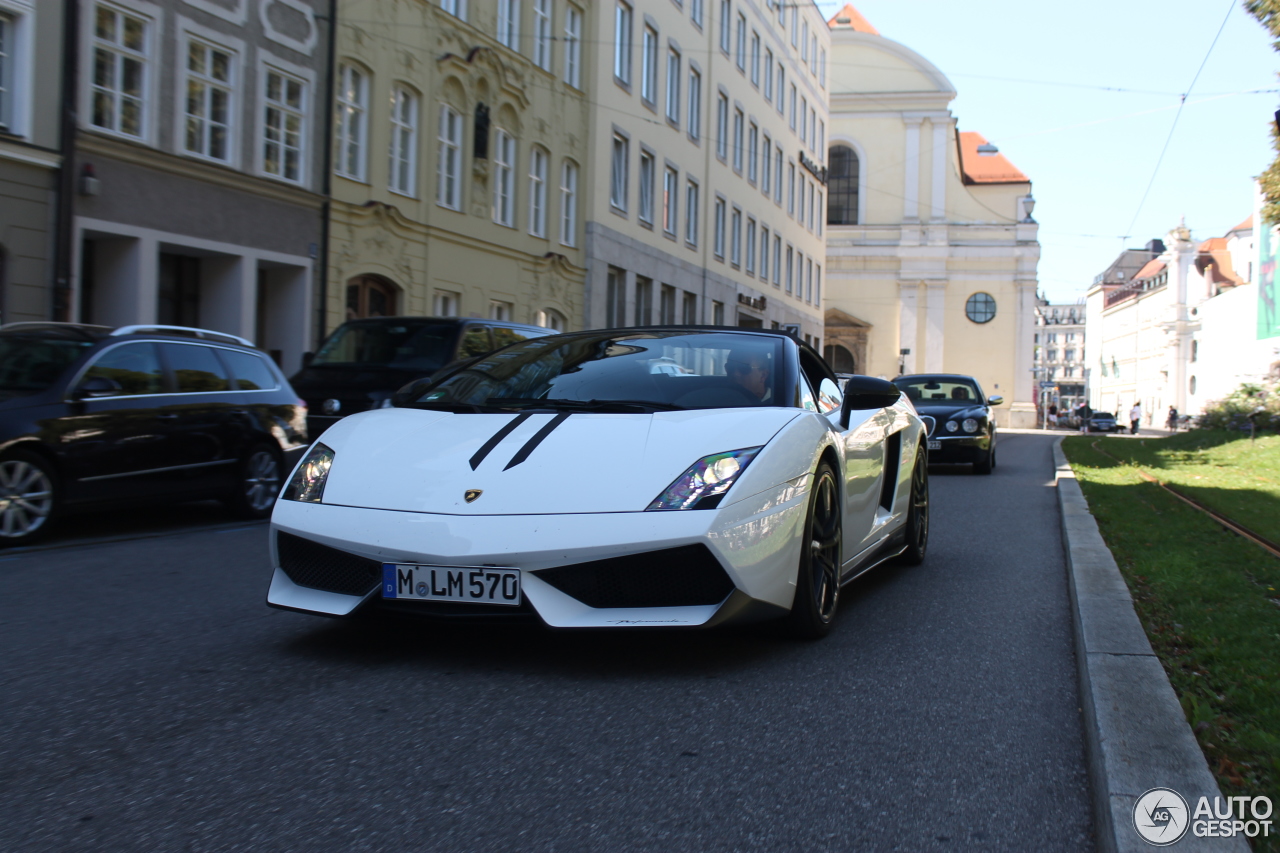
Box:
[1086,411,1124,433]
[0,322,308,545]
[892,373,1002,474]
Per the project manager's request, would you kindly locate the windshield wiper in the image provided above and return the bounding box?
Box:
[487,397,683,413]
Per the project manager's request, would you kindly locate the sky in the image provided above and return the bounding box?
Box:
[812,0,1278,303]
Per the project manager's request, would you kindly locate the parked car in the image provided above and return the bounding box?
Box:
[891,373,1002,474]
[0,322,309,546]
[267,327,929,639]
[1086,412,1124,433]
[290,317,556,437]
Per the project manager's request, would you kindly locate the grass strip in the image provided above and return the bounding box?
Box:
[1062,435,1280,849]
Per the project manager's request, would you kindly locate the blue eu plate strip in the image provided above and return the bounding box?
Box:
[382,564,397,598]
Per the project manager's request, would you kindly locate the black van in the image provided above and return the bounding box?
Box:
[291,317,555,436]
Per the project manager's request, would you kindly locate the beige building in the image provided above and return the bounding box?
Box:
[583,0,829,339]
[327,0,591,336]
[822,6,1039,427]
[1033,301,1086,420]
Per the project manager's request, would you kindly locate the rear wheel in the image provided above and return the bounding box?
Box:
[783,462,842,640]
[227,445,282,519]
[899,450,929,565]
[0,449,58,546]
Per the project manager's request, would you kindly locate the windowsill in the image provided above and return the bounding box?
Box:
[663,229,678,242]
[639,218,655,230]
[666,116,681,131]
[614,76,633,94]
[389,188,419,200]
[641,97,658,114]
[687,133,700,146]
[610,204,628,219]
[437,202,464,213]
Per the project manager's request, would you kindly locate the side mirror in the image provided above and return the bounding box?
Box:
[988,395,1004,406]
[301,351,314,366]
[75,376,123,399]
[840,376,901,427]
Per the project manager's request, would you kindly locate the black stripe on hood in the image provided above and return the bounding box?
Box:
[469,412,533,470]
[504,413,572,470]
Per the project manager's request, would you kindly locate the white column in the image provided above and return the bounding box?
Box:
[199,254,254,338]
[898,282,919,373]
[925,282,945,371]
[930,120,947,222]
[903,117,921,222]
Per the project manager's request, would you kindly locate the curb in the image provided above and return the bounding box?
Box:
[1053,440,1246,852]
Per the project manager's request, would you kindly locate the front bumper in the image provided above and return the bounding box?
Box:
[926,433,991,463]
[266,480,809,628]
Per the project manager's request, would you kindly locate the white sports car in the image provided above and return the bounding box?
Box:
[266,328,929,638]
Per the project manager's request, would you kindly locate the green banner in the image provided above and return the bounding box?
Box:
[1261,221,1280,339]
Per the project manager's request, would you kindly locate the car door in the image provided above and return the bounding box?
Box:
[155,342,241,493]
[58,342,177,502]
[825,376,892,557]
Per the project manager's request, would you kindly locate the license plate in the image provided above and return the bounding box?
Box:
[927,440,941,450]
[382,564,521,606]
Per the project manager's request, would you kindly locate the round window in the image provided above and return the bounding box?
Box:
[965,292,996,324]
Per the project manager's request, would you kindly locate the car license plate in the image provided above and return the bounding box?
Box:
[927,440,941,450]
[382,564,521,606]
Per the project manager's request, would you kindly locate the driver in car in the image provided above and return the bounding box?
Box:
[725,349,772,403]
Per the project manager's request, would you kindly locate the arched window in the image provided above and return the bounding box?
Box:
[823,343,855,374]
[346,275,398,319]
[827,144,859,225]
[537,308,565,331]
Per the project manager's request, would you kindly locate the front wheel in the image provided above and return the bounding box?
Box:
[783,462,842,640]
[898,450,929,565]
[227,445,282,519]
[973,440,995,475]
[0,449,59,546]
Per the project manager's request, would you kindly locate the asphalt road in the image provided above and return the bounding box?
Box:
[0,433,1093,852]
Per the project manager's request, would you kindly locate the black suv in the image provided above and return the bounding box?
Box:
[290,316,555,436]
[0,323,309,545]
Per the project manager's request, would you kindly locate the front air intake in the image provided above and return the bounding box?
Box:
[534,544,734,608]
[277,531,382,596]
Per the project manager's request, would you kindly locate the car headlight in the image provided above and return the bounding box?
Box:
[945,420,958,433]
[647,447,762,511]
[283,443,334,503]
[962,418,979,433]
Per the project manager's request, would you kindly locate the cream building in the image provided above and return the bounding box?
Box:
[582,0,829,339]
[327,0,591,337]
[822,5,1039,427]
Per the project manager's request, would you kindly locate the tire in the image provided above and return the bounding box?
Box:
[227,444,282,519]
[899,450,929,565]
[783,462,842,640]
[0,449,59,546]
[973,440,995,475]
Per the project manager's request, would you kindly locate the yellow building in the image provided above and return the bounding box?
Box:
[327,0,591,335]
[823,6,1039,427]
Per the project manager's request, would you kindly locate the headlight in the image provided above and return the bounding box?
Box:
[647,447,761,510]
[962,418,979,433]
[945,420,958,433]
[283,443,334,503]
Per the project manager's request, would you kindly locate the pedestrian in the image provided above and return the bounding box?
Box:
[1048,403,1057,429]
[1077,402,1092,433]
[1166,405,1178,431]
[1129,401,1142,435]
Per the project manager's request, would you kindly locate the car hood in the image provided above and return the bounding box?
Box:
[315,406,802,515]
[913,402,989,421]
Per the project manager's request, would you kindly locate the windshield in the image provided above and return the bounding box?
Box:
[0,335,94,396]
[893,377,983,405]
[1092,412,1114,419]
[311,321,456,370]
[410,330,787,411]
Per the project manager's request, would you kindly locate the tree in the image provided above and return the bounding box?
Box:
[1245,0,1280,223]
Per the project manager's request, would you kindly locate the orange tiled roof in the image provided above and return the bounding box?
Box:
[827,4,879,34]
[957,132,1029,184]
[1229,214,1253,233]
[1199,237,1227,252]
[1134,259,1166,280]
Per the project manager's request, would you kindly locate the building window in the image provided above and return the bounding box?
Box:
[713,197,726,258]
[772,234,781,286]
[335,63,367,180]
[787,162,795,216]
[498,0,520,49]
[773,147,782,201]
[663,165,678,235]
[806,180,814,231]
[0,13,12,131]
[785,246,793,294]
[534,0,552,70]
[735,13,746,70]
[183,40,233,162]
[815,264,821,304]
[92,4,150,139]
[560,160,578,245]
[1191,340,1198,362]
[660,284,676,324]
[817,191,823,236]
[965,292,997,324]
[806,257,813,302]
[764,49,773,102]
[750,31,760,86]
[775,65,784,115]
[732,108,743,171]
[819,48,826,87]
[759,225,769,280]
[665,49,681,123]
[564,6,582,88]
[827,145,859,225]
[262,69,305,182]
[433,290,459,317]
[493,129,516,226]
[730,207,741,266]
[761,136,771,195]
[437,105,463,209]
[685,179,699,245]
[610,133,628,212]
[798,95,807,145]
[691,0,703,28]
[528,146,548,236]
[606,267,627,327]
[747,123,758,183]
[712,300,724,325]
[718,0,730,53]
[745,217,756,274]
[389,86,418,196]
[790,6,798,44]
[682,291,698,324]
[641,25,657,103]
[614,1,632,85]
[1064,348,1076,363]
[490,300,513,321]
[715,92,728,160]
[801,19,808,61]
[442,0,467,20]
[687,68,701,140]
[638,150,655,224]
[635,276,653,325]
[788,83,796,130]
